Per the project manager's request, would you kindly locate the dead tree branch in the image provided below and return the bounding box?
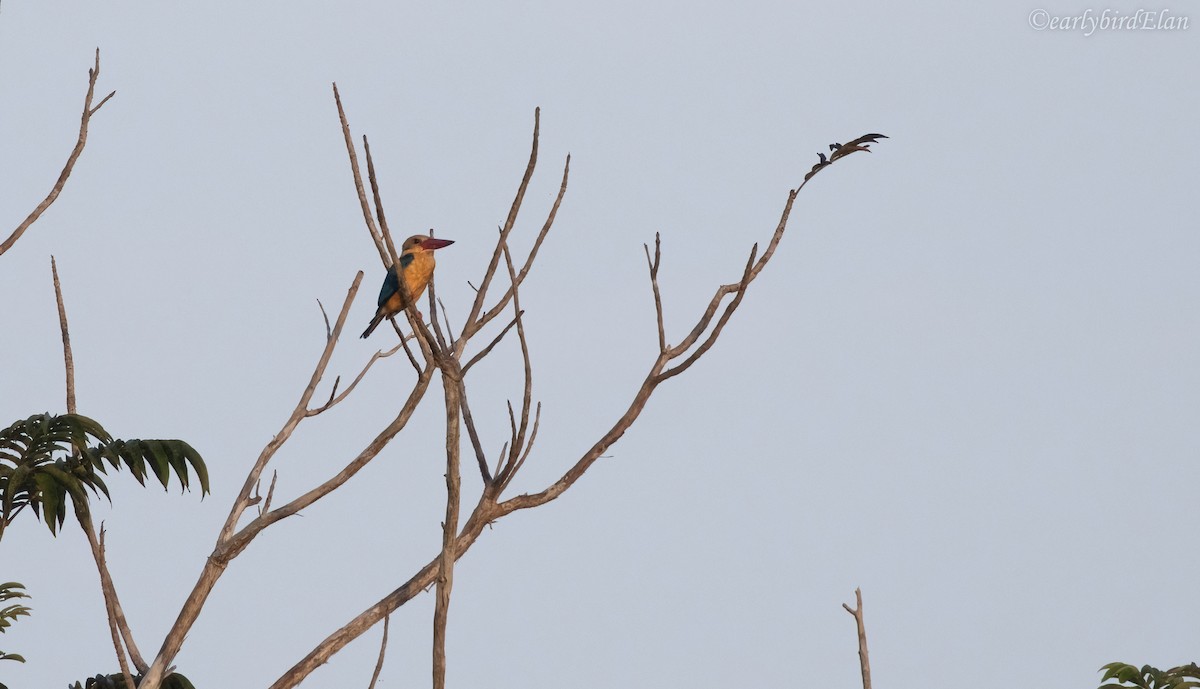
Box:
[263,124,884,689]
[432,373,462,689]
[1,49,115,258]
[51,257,76,414]
[53,257,148,676]
[842,587,873,689]
[334,83,387,265]
[138,271,439,688]
[366,615,390,689]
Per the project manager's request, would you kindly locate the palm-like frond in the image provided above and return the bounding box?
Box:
[0,581,31,665]
[0,413,208,539]
[1100,662,1200,689]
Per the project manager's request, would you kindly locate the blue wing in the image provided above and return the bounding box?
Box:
[375,253,415,307]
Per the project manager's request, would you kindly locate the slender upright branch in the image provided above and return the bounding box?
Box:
[366,615,390,689]
[460,109,540,338]
[54,257,147,674]
[2,49,115,258]
[842,587,872,689]
[51,257,76,413]
[362,135,393,243]
[458,384,492,485]
[494,239,535,489]
[643,233,666,353]
[76,506,146,676]
[333,83,387,265]
[95,524,136,689]
[433,373,463,689]
[460,153,570,350]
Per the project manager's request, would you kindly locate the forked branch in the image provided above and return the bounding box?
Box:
[1,49,116,258]
[842,587,873,689]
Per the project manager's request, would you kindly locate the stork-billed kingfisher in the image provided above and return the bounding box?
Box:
[360,234,455,339]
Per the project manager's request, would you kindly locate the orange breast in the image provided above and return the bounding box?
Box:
[384,253,436,313]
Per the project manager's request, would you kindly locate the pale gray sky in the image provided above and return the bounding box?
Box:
[2,2,1197,688]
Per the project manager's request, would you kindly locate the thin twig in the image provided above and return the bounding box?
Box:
[458,383,492,485]
[461,153,570,349]
[427,278,449,352]
[51,257,75,413]
[307,343,402,417]
[97,525,136,689]
[1,49,115,258]
[437,297,457,345]
[363,135,392,243]
[318,299,332,340]
[842,587,873,689]
[358,125,400,294]
[491,441,509,485]
[495,239,534,485]
[397,326,422,374]
[366,615,389,689]
[498,402,540,494]
[461,311,522,375]
[261,471,278,515]
[460,110,541,341]
[656,245,758,383]
[333,83,386,265]
[643,233,666,353]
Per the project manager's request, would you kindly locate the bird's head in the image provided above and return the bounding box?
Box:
[402,234,455,255]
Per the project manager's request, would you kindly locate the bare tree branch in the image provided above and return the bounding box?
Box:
[333,83,387,266]
[656,244,757,383]
[260,471,278,516]
[460,109,540,338]
[362,135,393,245]
[433,371,463,689]
[267,129,884,689]
[498,402,539,494]
[268,504,501,689]
[97,525,136,689]
[461,311,522,375]
[427,277,450,353]
[461,153,570,348]
[1,48,115,258]
[643,233,666,354]
[139,272,371,688]
[397,326,423,374]
[307,343,402,417]
[54,257,148,675]
[51,256,75,413]
[318,298,333,340]
[458,384,492,485]
[842,587,873,689]
[494,239,535,487]
[366,615,389,689]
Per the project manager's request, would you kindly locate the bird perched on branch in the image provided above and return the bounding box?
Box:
[360,234,455,338]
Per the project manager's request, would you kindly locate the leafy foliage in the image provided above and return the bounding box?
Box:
[67,671,195,689]
[0,413,208,539]
[1100,662,1200,689]
[1,581,31,666]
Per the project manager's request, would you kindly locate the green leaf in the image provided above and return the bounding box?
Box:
[1,413,208,537]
